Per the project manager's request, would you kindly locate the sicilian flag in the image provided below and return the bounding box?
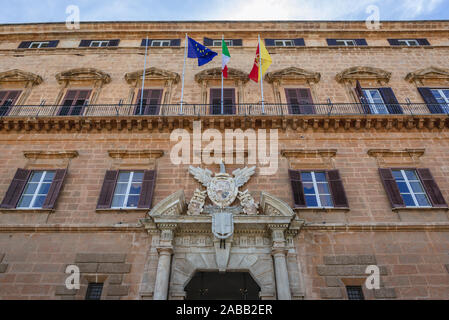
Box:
[249,40,272,83]
[222,40,231,78]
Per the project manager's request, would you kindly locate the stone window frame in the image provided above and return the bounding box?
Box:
[265,67,321,105]
[124,67,180,105]
[54,68,111,106]
[335,66,392,103]
[194,67,249,105]
[405,66,449,87]
[0,69,43,105]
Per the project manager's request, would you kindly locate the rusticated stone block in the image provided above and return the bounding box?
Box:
[325,276,342,287]
[75,253,127,263]
[0,264,8,273]
[323,255,377,265]
[108,274,123,285]
[374,288,397,299]
[97,263,131,274]
[77,263,98,273]
[107,285,129,296]
[54,285,77,296]
[320,287,343,299]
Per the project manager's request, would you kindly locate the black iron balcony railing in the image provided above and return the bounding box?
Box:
[0,103,448,118]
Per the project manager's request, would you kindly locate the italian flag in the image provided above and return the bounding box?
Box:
[222,39,231,78]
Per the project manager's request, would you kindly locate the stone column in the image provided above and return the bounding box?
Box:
[269,224,292,300]
[153,224,176,300]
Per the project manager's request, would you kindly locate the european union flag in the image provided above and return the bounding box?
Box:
[187,37,218,66]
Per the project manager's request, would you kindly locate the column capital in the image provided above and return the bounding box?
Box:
[157,247,174,256]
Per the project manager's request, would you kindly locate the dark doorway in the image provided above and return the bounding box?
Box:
[185,271,261,300]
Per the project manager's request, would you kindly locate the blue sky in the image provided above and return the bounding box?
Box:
[0,0,448,24]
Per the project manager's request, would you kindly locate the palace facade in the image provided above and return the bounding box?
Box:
[0,20,449,300]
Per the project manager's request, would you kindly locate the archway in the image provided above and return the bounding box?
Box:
[185,271,261,300]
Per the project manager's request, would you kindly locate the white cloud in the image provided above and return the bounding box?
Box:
[397,0,444,18]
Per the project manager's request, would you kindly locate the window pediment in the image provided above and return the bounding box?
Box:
[55,68,111,85]
[265,67,320,84]
[405,66,449,83]
[125,67,180,85]
[0,69,43,86]
[336,66,391,83]
[194,67,249,83]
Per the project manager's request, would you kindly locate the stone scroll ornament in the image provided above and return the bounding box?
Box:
[188,161,257,244]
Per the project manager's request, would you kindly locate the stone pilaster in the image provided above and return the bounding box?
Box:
[269,224,292,300]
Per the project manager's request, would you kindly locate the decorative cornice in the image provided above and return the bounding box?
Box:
[336,66,391,83]
[55,68,111,85]
[304,222,449,232]
[0,69,43,86]
[405,66,449,83]
[0,224,144,233]
[124,67,180,85]
[281,149,337,159]
[265,67,321,84]
[1,114,448,133]
[108,149,164,159]
[367,148,425,159]
[23,150,79,159]
[195,67,249,83]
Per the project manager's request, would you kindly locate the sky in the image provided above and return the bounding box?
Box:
[0,0,448,24]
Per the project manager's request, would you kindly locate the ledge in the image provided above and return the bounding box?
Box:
[108,150,164,159]
[367,148,425,158]
[304,222,449,231]
[23,150,79,159]
[96,208,150,214]
[392,206,449,212]
[281,149,337,159]
[0,208,54,214]
[293,207,350,213]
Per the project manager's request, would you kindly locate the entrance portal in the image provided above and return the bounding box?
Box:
[185,272,261,300]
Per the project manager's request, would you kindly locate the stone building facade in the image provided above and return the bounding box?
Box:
[0,20,449,300]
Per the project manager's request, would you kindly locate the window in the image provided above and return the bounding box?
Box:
[134,89,163,115]
[210,88,235,115]
[397,39,419,46]
[17,171,55,209]
[85,283,103,300]
[285,88,315,114]
[362,89,388,114]
[58,89,92,116]
[205,38,242,47]
[90,40,110,47]
[335,39,356,46]
[97,170,156,210]
[0,90,22,116]
[29,41,50,48]
[392,170,431,208]
[346,286,365,300]
[112,171,144,209]
[213,39,233,47]
[430,89,449,114]
[301,172,333,208]
[274,40,294,47]
[151,40,171,47]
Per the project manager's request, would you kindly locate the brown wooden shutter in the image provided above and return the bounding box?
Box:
[18,41,32,49]
[327,39,338,46]
[416,168,447,207]
[170,39,181,46]
[0,169,31,208]
[141,39,153,46]
[204,38,213,46]
[288,170,306,208]
[379,168,405,208]
[417,87,443,114]
[326,170,349,208]
[355,39,368,46]
[417,39,430,46]
[108,39,120,47]
[210,88,222,114]
[97,170,119,209]
[232,39,242,46]
[42,169,67,209]
[355,81,371,114]
[285,89,300,114]
[297,88,315,114]
[79,40,92,47]
[48,40,59,48]
[387,39,401,46]
[138,170,157,209]
[265,39,275,46]
[293,38,305,46]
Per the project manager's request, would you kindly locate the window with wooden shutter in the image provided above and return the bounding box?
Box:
[79,40,92,47]
[326,170,349,208]
[0,169,31,209]
[0,90,22,116]
[58,89,92,116]
[85,283,103,300]
[204,38,214,46]
[138,170,157,209]
[18,41,32,49]
[285,88,315,114]
[42,169,68,209]
[379,168,406,208]
[265,39,275,46]
[97,170,119,209]
[209,88,235,115]
[416,169,447,207]
[288,170,306,208]
[355,81,371,114]
[134,89,163,115]
[379,87,403,114]
[418,88,445,114]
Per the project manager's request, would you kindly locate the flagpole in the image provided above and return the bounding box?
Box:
[221,35,224,115]
[180,33,188,115]
[258,35,265,114]
[140,35,149,115]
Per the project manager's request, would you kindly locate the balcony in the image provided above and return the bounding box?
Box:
[0,102,447,117]
[0,102,448,132]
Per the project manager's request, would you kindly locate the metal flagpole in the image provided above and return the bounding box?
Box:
[258,35,265,114]
[221,34,224,115]
[180,33,188,115]
[140,35,149,115]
